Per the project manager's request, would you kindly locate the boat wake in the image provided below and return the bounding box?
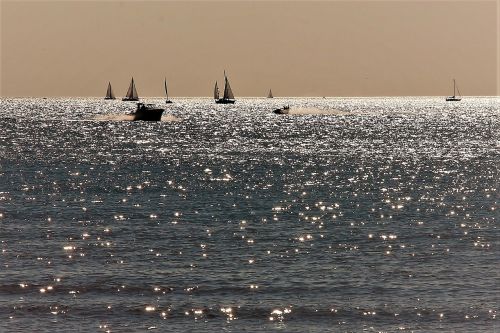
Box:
[160,115,181,122]
[95,114,135,121]
[280,107,350,115]
[94,114,181,122]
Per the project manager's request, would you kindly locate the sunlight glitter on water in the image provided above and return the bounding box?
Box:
[0,97,498,332]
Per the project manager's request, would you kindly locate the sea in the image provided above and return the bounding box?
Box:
[0,97,498,332]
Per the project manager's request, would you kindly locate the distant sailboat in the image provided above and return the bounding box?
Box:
[267,89,273,98]
[104,82,115,100]
[215,71,236,104]
[446,79,461,102]
[164,78,173,104]
[122,77,139,101]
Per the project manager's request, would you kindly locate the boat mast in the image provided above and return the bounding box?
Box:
[453,79,456,97]
[224,71,228,100]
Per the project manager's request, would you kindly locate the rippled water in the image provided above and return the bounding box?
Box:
[0,97,498,332]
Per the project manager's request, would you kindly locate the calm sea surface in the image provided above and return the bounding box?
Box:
[0,97,498,332]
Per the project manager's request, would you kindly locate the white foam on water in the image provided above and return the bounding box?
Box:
[283,107,350,115]
[95,114,135,121]
[94,114,181,122]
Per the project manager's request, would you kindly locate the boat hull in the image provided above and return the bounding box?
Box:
[131,107,164,121]
[132,109,164,121]
[273,108,290,114]
[104,97,116,100]
[446,97,461,101]
[165,100,173,104]
[215,99,236,104]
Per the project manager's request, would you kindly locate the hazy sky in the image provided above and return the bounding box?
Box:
[1,0,498,97]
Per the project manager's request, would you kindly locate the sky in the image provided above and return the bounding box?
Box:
[1,0,498,97]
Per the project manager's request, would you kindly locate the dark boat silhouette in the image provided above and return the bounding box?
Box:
[104,82,116,100]
[164,78,173,104]
[446,79,462,102]
[122,77,139,101]
[273,105,290,114]
[267,89,273,98]
[130,103,164,121]
[215,71,236,104]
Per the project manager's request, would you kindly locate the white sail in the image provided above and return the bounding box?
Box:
[268,89,273,98]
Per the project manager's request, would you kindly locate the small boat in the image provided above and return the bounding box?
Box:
[122,77,139,101]
[446,79,461,101]
[130,103,164,121]
[164,78,173,104]
[104,82,116,100]
[267,89,273,98]
[215,71,236,104]
[273,105,290,114]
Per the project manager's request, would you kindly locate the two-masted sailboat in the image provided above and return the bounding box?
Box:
[446,79,461,102]
[214,71,236,104]
[122,77,139,101]
[104,82,115,100]
[267,89,273,98]
[164,78,173,104]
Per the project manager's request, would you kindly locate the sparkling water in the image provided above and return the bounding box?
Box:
[0,97,498,332]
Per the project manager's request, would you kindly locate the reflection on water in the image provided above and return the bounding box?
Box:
[95,114,181,122]
[0,97,498,332]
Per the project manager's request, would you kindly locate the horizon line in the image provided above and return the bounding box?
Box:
[1,95,499,99]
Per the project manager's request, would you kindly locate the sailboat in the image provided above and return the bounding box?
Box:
[215,71,236,104]
[267,89,273,98]
[122,77,139,101]
[104,82,115,100]
[164,78,173,104]
[446,79,461,101]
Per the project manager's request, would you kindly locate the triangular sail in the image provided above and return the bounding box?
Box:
[453,79,461,98]
[223,75,235,100]
[214,81,220,100]
[131,79,138,99]
[164,78,169,100]
[125,77,138,100]
[105,82,115,99]
[268,89,273,98]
